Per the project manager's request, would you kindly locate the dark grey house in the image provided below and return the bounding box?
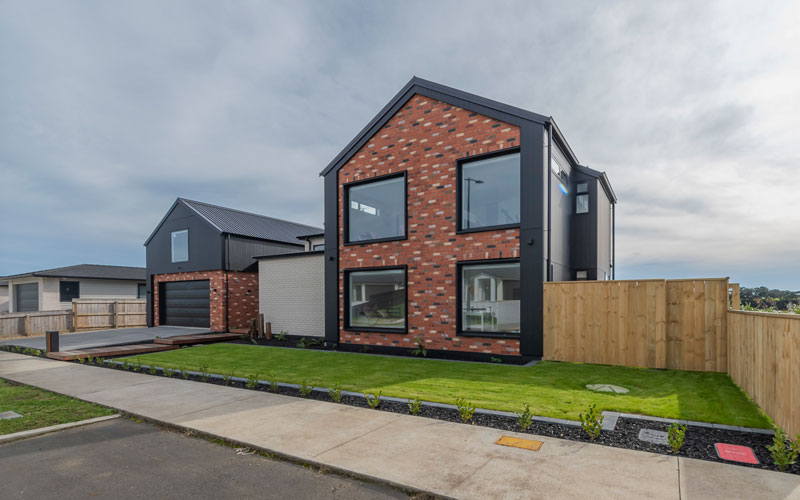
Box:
[319,77,616,359]
[144,198,321,331]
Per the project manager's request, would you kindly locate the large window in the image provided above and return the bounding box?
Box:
[171,229,189,262]
[345,267,406,332]
[345,174,406,244]
[458,151,520,231]
[459,261,520,335]
[59,281,80,302]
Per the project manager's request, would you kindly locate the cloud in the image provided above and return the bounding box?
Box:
[1,0,798,289]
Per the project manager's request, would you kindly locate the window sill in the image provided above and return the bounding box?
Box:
[343,235,407,246]
[344,327,408,334]
[456,223,520,235]
[457,331,521,339]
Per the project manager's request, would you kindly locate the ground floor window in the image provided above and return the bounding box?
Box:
[59,281,80,302]
[345,267,406,332]
[459,260,520,335]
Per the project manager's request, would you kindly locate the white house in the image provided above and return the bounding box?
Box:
[1,264,146,313]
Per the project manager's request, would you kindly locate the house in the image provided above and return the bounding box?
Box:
[0,265,145,313]
[319,77,616,359]
[144,198,321,332]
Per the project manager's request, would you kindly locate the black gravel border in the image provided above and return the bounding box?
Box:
[2,344,796,476]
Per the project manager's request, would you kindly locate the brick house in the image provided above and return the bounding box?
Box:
[320,78,616,360]
[144,198,321,333]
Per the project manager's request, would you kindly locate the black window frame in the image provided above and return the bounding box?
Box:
[456,148,522,234]
[171,229,189,263]
[575,181,590,215]
[456,258,521,339]
[137,283,147,299]
[59,280,80,303]
[343,265,408,334]
[312,243,325,251]
[343,171,408,246]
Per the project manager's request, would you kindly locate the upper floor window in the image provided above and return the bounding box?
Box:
[576,182,589,214]
[59,281,80,302]
[171,229,189,262]
[458,151,520,232]
[344,173,406,244]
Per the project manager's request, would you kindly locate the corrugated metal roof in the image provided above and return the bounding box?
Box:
[1,264,145,281]
[181,199,322,245]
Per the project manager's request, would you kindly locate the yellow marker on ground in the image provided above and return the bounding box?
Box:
[495,435,543,451]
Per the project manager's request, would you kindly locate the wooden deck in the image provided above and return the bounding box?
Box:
[152,333,242,346]
[46,343,177,361]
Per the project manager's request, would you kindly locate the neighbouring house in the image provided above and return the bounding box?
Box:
[0,282,8,313]
[0,265,146,313]
[319,77,616,359]
[144,198,321,332]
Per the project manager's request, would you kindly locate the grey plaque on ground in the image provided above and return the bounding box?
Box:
[585,383,630,394]
[0,411,22,420]
[638,428,669,445]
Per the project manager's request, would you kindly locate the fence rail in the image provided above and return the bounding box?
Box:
[544,278,729,371]
[0,299,146,338]
[728,310,800,436]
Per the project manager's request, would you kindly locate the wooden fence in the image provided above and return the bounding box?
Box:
[543,278,729,372]
[0,299,146,338]
[728,310,800,436]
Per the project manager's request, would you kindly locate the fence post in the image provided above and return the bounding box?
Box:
[114,300,119,329]
[24,314,30,337]
[72,301,78,332]
[729,283,741,310]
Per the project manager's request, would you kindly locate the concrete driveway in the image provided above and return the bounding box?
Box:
[0,326,209,351]
[0,418,407,500]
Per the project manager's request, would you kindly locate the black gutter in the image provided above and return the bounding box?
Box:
[253,250,323,261]
[612,203,616,280]
[546,121,552,282]
[225,234,230,333]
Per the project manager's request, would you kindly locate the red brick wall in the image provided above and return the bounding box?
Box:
[338,94,522,355]
[152,270,258,333]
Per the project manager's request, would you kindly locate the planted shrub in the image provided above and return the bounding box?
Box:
[516,403,534,431]
[411,336,427,357]
[364,392,382,409]
[299,380,313,397]
[148,365,158,375]
[179,365,190,380]
[668,422,687,454]
[78,356,86,364]
[86,355,94,365]
[246,373,260,390]
[133,358,142,372]
[222,371,234,386]
[328,383,342,403]
[578,404,604,440]
[408,397,422,415]
[268,371,279,393]
[96,357,104,366]
[198,363,210,382]
[456,398,476,423]
[164,367,175,378]
[33,349,42,357]
[121,360,130,371]
[275,330,288,341]
[767,427,800,472]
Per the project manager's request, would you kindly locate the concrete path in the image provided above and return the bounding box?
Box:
[1,351,798,500]
[0,325,209,350]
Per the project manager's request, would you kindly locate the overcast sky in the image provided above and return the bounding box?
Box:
[1,1,798,289]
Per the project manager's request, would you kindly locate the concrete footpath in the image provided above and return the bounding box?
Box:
[1,351,798,500]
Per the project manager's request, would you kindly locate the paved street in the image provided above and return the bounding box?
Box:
[0,326,208,351]
[0,417,407,500]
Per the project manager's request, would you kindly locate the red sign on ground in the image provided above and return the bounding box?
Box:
[715,443,759,464]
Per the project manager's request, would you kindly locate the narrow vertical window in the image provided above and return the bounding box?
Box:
[171,230,189,263]
[576,182,589,214]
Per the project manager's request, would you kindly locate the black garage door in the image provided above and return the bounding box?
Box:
[159,280,210,328]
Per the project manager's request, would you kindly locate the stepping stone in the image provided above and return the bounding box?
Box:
[638,428,669,445]
[585,383,630,394]
[0,411,22,420]
[715,443,759,464]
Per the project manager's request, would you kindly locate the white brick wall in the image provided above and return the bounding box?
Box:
[258,254,324,337]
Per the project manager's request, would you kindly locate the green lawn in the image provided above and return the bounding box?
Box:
[122,344,770,428]
[0,378,115,435]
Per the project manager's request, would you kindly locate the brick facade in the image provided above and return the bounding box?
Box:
[153,270,258,333]
[338,94,522,355]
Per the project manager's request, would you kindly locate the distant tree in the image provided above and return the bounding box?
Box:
[740,287,800,313]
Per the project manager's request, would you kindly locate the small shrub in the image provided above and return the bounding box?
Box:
[364,392,382,409]
[456,398,476,423]
[96,357,104,366]
[408,397,422,415]
[516,403,534,431]
[78,356,86,364]
[767,427,800,472]
[667,422,687,454]
[179,365,190,380]
[133,358,142,372]
[578,404,604,440]
[86,355,94,365]
[246,373,260,390]
[121,360,130,371]
[275,330,288,341]
[328,383,342,403]
[198,363,210,382]
[164,367,175,378]
[410,336,427,357]
[299,380,313,397]
[33,349,42,357]
[148,365,158,375]
[23,348,32,355]
[222,370,234,386]
[267,371,279,393]
[490,356,503,364]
